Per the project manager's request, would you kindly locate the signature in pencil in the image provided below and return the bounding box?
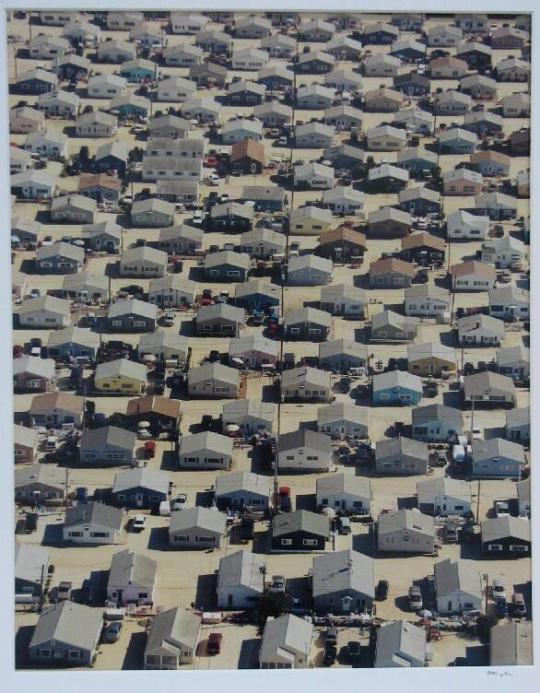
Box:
[487,670,514,678]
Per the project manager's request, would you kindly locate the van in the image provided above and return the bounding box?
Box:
[159,500,171,517]
[338,517,351,535]
[45,436,58,452]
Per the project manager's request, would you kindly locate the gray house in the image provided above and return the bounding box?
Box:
[149,225,203,256]
[287,255,333,286]
[411,404,464,442]
[317,403,368,440]
[15,464,66,504]
[375,438,429,475]
[28,602,102,667]
[506,407,530,445]
[283,307,332,342]
[188,363,240,398]
[377,509,435,554]
[50,195,96,224]
[417,477,473,517]
[195,303,246,337]
[215,471,271,510]
[79,426,137,466]
[217,550,265,609]
[370,310,419,342]
[178,431,233,470]
[434,559,482,614]
[131,198,175,227]
[277,429,333,472]
[312,550,375,614]
[490,622,533,667]
[463,371,517,407]
[107,549,157,607]
[148,276,197,308]
[318,339,368,373]
[144,608,201,668]
[316,473,372,514]
[320,284,367,319]
[456,314,505,346]
[496,345,530,382]
[18,295,71,329]
[46,326,100,361]
[375,621,427,668]
[63,502,125,545]
[222,399,276,435]
[15,543,51,602]
[471,438,525,479]
[168,507,227,549]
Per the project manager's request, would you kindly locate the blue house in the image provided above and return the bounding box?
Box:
[372,370,423,406]
[46,326,100,362]
[393,72,431,96]
[110,95,150,120]
[389,42,425,63]
[110,468,169,509]
[119,59,156,83]
[16,69,58,94]
[438,128,478,154]
[234,280,281,312]
[398,188,441,216]
[94,141,129,177]
[396,148,439,177]
[362,25,399,44]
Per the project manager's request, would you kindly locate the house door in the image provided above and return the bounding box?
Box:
[135,493,144,508]
[228,594,233,607]
[341,595,352,613]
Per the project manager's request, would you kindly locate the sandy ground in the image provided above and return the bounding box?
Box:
[9,10,531,672]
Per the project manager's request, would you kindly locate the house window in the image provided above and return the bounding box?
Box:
[510,545,528,552]
[91,532,108,538]
[69,531,83,537]
[303,539,318,546]
[68,650,81,659]
[281,538,292,545]
[487,543,503,551]
[38,649,52,657]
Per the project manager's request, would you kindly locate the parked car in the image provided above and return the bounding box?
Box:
[207,632,222,655]
[192,210,204,225]
[163,312,175,326]
[494,501,510,518]
[325,627,337,646]
[408,585,423,611]
[172,493,188,511]
[76,486,89,503]
[511,593,526,617]
[324,644,337,666]
[495,598,508,618]
[375,580,389,601]
[492,579,506,601]
[346,640,362,661]
[131,515,146,532]
[56,581,72,602]
[102,621,123,643]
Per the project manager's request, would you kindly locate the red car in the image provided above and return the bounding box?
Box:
[144,441,156,459]
[207,633,222,655]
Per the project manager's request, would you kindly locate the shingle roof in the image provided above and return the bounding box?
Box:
[272,510,330,538]
[434,558,482,598]
[217,550,266,594]
[29,602,102,651]
[169,506,227,534]
[278,429,332,454]
[80,425,137,452]
[64,501,124,530]
[108,549,157,589]
[178,431,233,456]
[112,468,169,495]
[312,549,375,599]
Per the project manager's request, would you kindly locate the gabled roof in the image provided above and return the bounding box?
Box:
[378,508,434,536]
[473,437,525,463]
[169,506,227,534]
[372,370,423,392]
[109,550,157,589]
[412,403,463,427]
[313,549,375,598]
[272,510,330,538]
[284,306,332,327]
[145,607,200,657]
[376,436,429,460]
[178,431,233,456]
[434,558,482,598]
[217,550,265,594]
[215,471,272,499]
[407,342,455,364]
[417,477,471,504]
[29,602,102,651]
[64,501,124,529]
[260,613,313,663]
[94,358,147,382]
[319,338,368,361]
[81,425,136,451]
[108,298,158,320]
[280,366,331,390]
[375,621,427,668]
[29,391,85,416]
[112,468,169,495]
[371,309,419,333]
[278,428,332,455]
[188,362,240,386]
[15,463,65,489]
[316,471,371,497]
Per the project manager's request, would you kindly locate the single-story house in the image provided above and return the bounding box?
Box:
[178,431,233,470]
[144,608,201,668]
[312,549,375,614]
[316,473,372,514]
[63,502,125,545]
[271,510,329,553]
[187,363,240,398]
[217,550,265,610]
[378,509,435,554]
[107,549,157,606]
[168,507,227,549]
[277,429,333,472]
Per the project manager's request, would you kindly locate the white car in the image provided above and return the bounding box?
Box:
[192,210,204,225]
[163,312,175,326]
[132,515,146,532]
[207,173,220,185]
[492,579,506,601]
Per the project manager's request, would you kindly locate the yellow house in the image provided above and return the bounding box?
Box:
[94,358,147,395]
[407,343,457,377]
[289,206,333,236]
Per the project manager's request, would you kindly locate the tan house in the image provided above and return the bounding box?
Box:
[451,261,496,292]
[407,343,457,377]
[14,424,39,464]
[94,359,147,395]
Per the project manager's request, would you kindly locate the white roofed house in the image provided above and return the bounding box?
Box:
[29,33,70,59]
[10,106,45,134]
[316,474,372,514]
[294,162,335,190]
[18,295,71,329]
[156,76,197,103]
[222,118,263,145]
[50,195,97,224]
[377,509,435,554]
[144,608,201,668]
[24,129,68,159]
[75,111,118,138]
[495,346,530,383]
[147,275,196,308]
[119,246,168,278]
[11,170,56,200]
[312,549,375,614]
[163,44,204,67]
[277,429,333,472]
[138,332,189,365]
[446,209,489,239]
[229,334,279,370]
[375,621,427,668]
[168,506,227,549]
[260,613,313,668]
[417,477,472,517]
[289,206,332,235]
[232,47,268,71]
[317,400,369,440]
[87,74,128,99]
[481,235,527,269]
[107,550,157,606]
[434,559,482,614]
[217,550,265,609]
[215,471,272,511]
[222,400,276,436]
[296,84,336,109]
[170,13,209,34]
[37,89,80,118]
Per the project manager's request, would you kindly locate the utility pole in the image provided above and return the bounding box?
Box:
[65,465,69,510]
